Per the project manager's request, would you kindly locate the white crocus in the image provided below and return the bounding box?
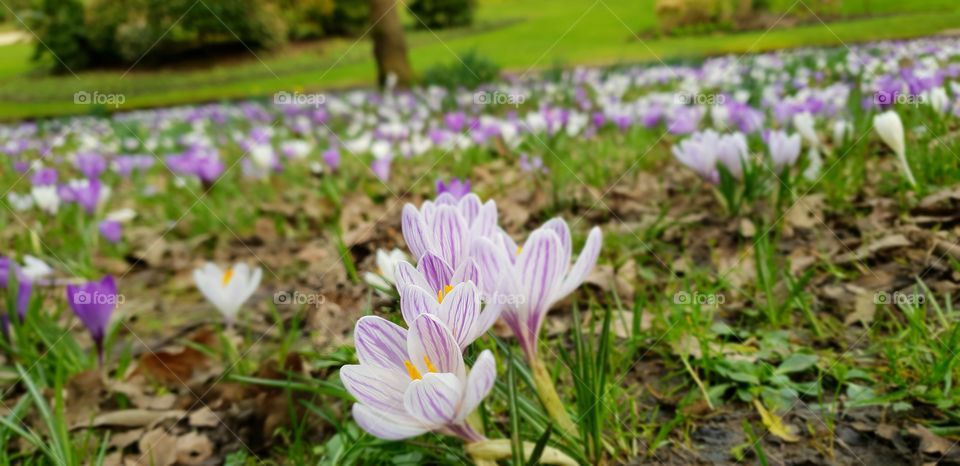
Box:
[873,110,916,187]
[21,255,54,281]
[193,262,262,327]
[364,248,409,292]
[31,185,60,214]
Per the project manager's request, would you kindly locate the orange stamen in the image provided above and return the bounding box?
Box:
[222,268,234,287]
[436,284,454,303]
[404,360,422,380]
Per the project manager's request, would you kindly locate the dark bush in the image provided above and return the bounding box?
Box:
[422,50,499,90]
[320,0,369,36]
[27,0,95,72]
[408,0,475,29]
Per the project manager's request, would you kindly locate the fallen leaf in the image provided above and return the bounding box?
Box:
[176,432,214,465]
[86,409,186,429]
[188,407,220,428]
[754,400,800,443]
[137,428,178,466]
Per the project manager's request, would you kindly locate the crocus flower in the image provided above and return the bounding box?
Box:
[873,110,916,186]
[340,313,495,441]
[31,185,60,214]
[66,276,119,365]
[363,248,409,291]
[672,130,748,182]
[75,152,107,179]
[20,255,53,282]
[193,262,262,328]
[99,220,123,243]
[322,147,341,171]
[473,218,602,358]
[31,168,58,186]
[400,193,498,268]
[435,178,471,199]
[396,270,500,350]
[766,130,802,173]
[371,157,392,181]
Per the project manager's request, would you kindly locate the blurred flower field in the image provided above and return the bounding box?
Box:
[4,34,960,464]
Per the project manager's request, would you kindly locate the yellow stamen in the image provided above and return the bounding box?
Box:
[404,360,422,380]
[516,246,523,255]
[436,284,454,303]
[423,355,438,373]
[222,268,234,287]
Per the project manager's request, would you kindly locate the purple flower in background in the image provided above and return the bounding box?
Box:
[667,107,702,134]
[371,157,392,181]
[339,314,496,441]
[766,130,802,173]
[60,179,106,214]
[0,281,31,340]
[322,147,341,171]
[66,276,119,365]
[13,161,28,173]
[32,168,58,186]
[519,154,548,174]
[113,155,155,177]
[99,220,122,243]
[444,112,467,133]
[672,130,748,182]
[75,153,107,179]
[435,178,471,199]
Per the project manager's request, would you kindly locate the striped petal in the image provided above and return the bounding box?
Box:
[402,204,433,262]
[340,365,408,416]
[457,193,482,224]
[452,258,480,290]
[417,252,453,294]
[456,350,497,421]
[541,218,572,268]
[353,403,428,440]
[403,372,463,426]
[400,285,438,326]
[517,229,564,331]
[354,316,408,372]
[557,226,603,298]
[471,200,498,238]
[394,261,430,291]
[408,314,464,379]
[437,282,480,348]
[469,237,510,297]
[431,205,468,269]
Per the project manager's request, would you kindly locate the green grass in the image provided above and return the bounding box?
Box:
[0,0,958,120]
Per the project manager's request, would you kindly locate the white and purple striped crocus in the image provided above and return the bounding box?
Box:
[66,275,119,365]
[401,193,499,271]
[471,218,602,357]
[766,130,802,173]
[340,313,496,441]
[394,273,501,350]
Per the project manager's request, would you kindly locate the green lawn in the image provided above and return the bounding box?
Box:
[0,0,958,120]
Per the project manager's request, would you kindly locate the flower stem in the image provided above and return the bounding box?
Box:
[529,354,578,438]
[466,439,578,466]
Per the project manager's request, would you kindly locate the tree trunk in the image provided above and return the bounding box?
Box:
[369,0,414,88]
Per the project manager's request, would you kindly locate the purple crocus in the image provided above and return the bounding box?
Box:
[339,313,496,441]
[75,153,107,179]
[435,178,471,199]
[66,276,119,365]
[99,220,123,243]
[371,157,392,181]
[322,147,341,171]
[32,168,58,186]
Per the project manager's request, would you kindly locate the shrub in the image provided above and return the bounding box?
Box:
[408,0,475,29]
[421,50,500,90]
[26,0,95,72]
[320,0,369,36]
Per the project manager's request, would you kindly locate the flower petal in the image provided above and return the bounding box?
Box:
[403,372,463,426]
[408,314,464,378]
[469,237,510,297]
[437,282,480,348]
[557,227,603,297]
[457,193,482,224]
[352,403,428,440]
[417,252,454,294]
[431,205,468,269]
[401,204,433,262]
[541,218,572,267]
[451,258,480,290]
[518,229,565,322]
[340,365,408,416]
[394,261,430,291]
[354,316,409,372]
[456,350,497,420]
[400,285,438,326]
[471,200,498,238]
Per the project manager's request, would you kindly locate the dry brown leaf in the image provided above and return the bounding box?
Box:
[907,425,955,456]
[845,291,877,326]
[176,432,214,465]
[109,429,145,449]
[87,409,186,429]
[188,407,220,428]
[137,428,178,466]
